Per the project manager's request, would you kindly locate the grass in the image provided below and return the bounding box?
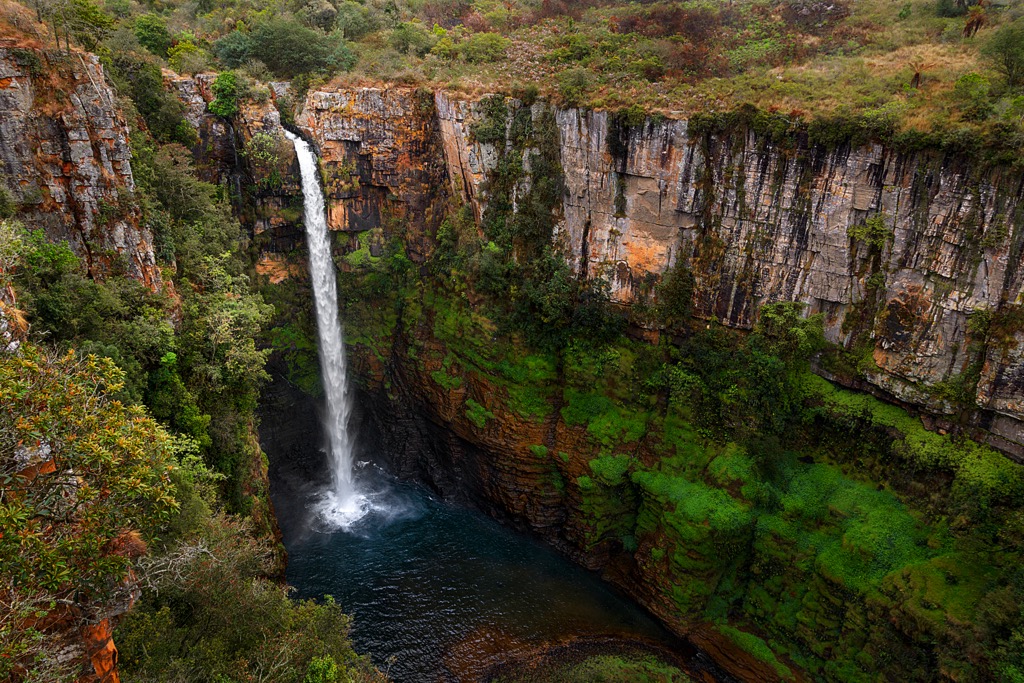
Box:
[494,652,692,683]
[317,0,1024,143]
[716,625,794,681]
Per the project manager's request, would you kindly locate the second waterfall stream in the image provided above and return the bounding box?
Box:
[285,130,368,528]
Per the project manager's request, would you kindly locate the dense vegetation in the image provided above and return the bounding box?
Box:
[331,208,1024,681]
[18,0,1024,153]
[0,11,376,680]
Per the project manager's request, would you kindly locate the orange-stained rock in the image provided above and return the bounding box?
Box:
[79,619,120,683]
[256,252,306,284]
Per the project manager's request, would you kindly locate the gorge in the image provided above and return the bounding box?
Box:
[239,81,1024,682]
[5,1,1024,680]
[248,81,1024,683]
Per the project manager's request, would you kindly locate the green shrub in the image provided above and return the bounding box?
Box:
[465,398,495,428]
[208,71,239,118]
[213,30,254,69]
[558,67,593,106]
[847,213,892,250]
[984,21,1024,89]
[134,14,171,57]
[936,0,968,18]
[108,52,194,145]
[168,39,206,74]
[0,184,16,219]
[336,1,374,40]
[461,32,510,63]
[250,18,356,78]
[117,516,376,682]
[389,21,436,56]
[954,73,993,120]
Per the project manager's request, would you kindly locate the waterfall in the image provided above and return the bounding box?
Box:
[285,130,366,527]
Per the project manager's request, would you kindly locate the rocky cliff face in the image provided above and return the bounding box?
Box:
[276,86,1024,456]
[0,43,160,288]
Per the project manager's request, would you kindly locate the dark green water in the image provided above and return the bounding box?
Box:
[272,460,694,682]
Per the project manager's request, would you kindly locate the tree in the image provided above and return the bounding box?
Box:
[460,32,510,63]
[388,21,436,56]
[336,0,373,39]
[655,261,695,331]
[302,0,338,32]
[214,30,254,69]
[250,17,355,78]
[134,13,172,57]
[983,21,1024,90]
[117,515,385,682]
[0,344,178,677]
[953,72,993,120]
[752,301,826,368]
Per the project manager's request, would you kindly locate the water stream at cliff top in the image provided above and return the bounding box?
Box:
[286,130,370,529]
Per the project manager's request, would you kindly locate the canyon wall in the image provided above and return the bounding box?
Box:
[285,86,1024,456]
[0,44,161,288]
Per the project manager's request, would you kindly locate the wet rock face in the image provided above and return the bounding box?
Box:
[0,46,160,288]
[297,87,450,262]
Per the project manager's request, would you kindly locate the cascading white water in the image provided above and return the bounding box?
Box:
[285,130,368,527]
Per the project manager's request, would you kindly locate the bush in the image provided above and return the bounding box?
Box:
[953,73,993,120]
[936,0,969,18]
[302,0,338,32]
[108,51,195,145]
[558,67,593,106]
[0,184,16,219]
[168,39,207,74]
[655,261,695,330]
[208,71,239,118]
[336,1,374,39]
[250,18,355,78]
[984,21,1024,90]
[461,32,509,63]
[242,131,287,190]
[389,21,436,56]
[117,516,381,683]
[847,213,892,250]
[134,14,171,57]
[214,30,254,69]
[0,344,178,679]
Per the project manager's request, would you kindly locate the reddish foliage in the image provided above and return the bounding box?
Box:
[422,0,474,29]
[529,0,600,22]
[662,41,729,80]
[781,0,851,33]
[461,10,492,33]
[609,5,740,43]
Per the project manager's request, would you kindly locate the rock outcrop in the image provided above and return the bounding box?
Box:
[0,42,160,288]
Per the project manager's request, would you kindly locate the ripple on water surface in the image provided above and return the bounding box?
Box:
[279,468,681,682]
